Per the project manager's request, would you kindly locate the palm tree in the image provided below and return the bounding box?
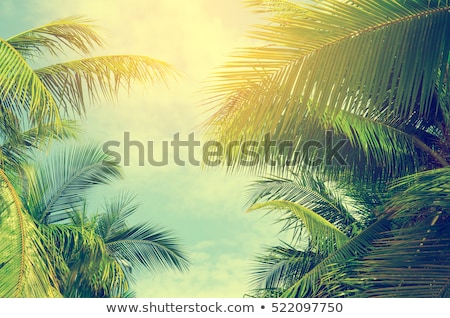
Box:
[246,170,450,297]
[0,16,183,297]
[0,143,189,297]
[203,0,449,179]
[202,0,450,297]
[46,192,189,298]
[1,16,178,170]
[1,16,177,134]
[244,173,376,297]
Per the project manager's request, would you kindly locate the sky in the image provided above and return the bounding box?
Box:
[1,0,288,297]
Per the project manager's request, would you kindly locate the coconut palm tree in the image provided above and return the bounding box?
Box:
[1,16,177,135]
[202,0,450,297]
[0,143,189,297]
[203,0,449,180]
[246,168,450,297]
[244,173,377,297]
[0,16,183,297]
[0,16,178,171]
[45,192,189,298]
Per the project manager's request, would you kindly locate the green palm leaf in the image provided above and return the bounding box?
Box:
[42,222,128,298]
[345,222,450,297]
[202,0,450,176]
[0,169,61,297]
[24,143,122,224]
[248,242,322,297]
[54,192,190,297]
[332,109,419,177]
[387,166,450,215]
[105,223,190,274]
[96,191,139,240]
[1,120,80,169]
[35,55,179,115]
[92,192,189,292]
[6,16,103,59]
[1,16,179,130]
[0,38,60,127]
[282,168,450,297]
[246,174,373,236]
[282,216,391,297]
[248,200,349,252]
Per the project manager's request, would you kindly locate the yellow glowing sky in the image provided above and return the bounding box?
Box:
[1,0,287,297]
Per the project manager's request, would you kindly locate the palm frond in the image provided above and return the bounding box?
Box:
[331,109,420,177]
[0,39,61,127]
[24,143,122,224]
[42,223,129,297]
[248,200,349,252]
[246,173,372,236]
[19,119,80,144]
[96,191,139,240]
[282,168,450,297]
[0,169,60,297]
[202,0,450,176]
[6,16,103,59]
[282,216,391,297]
[1,120,80,169]
[344,220,450,297]
[243,0,304,14]
[248,242,322,296]
[105,223,189,274]
[387,167,450,215]
[35,55,179,115]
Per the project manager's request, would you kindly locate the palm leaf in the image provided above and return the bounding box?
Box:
[105,223,189,274]
[2,16,179,123]
[248,242,322,296]
[23,143,122,224]
[345,221,450,297]
[331,109,420,178]
[96,191,139,241]
[6,16,103,59]
[202,0,450,175]
[282,216,391,297]
[42,223,128,297]
[248,200,349,252]
[386,167,450,215]
[35,55,179,115]
[96,192,189,274]
[1,120,80,169]
[246,174,373,236]
[282,168,450,297]
[0,169,61,297]
[351,168,450,297]
[0,38,60,127]
[18,119,79,147]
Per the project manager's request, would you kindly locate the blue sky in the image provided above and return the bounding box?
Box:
[1,0,287,297]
